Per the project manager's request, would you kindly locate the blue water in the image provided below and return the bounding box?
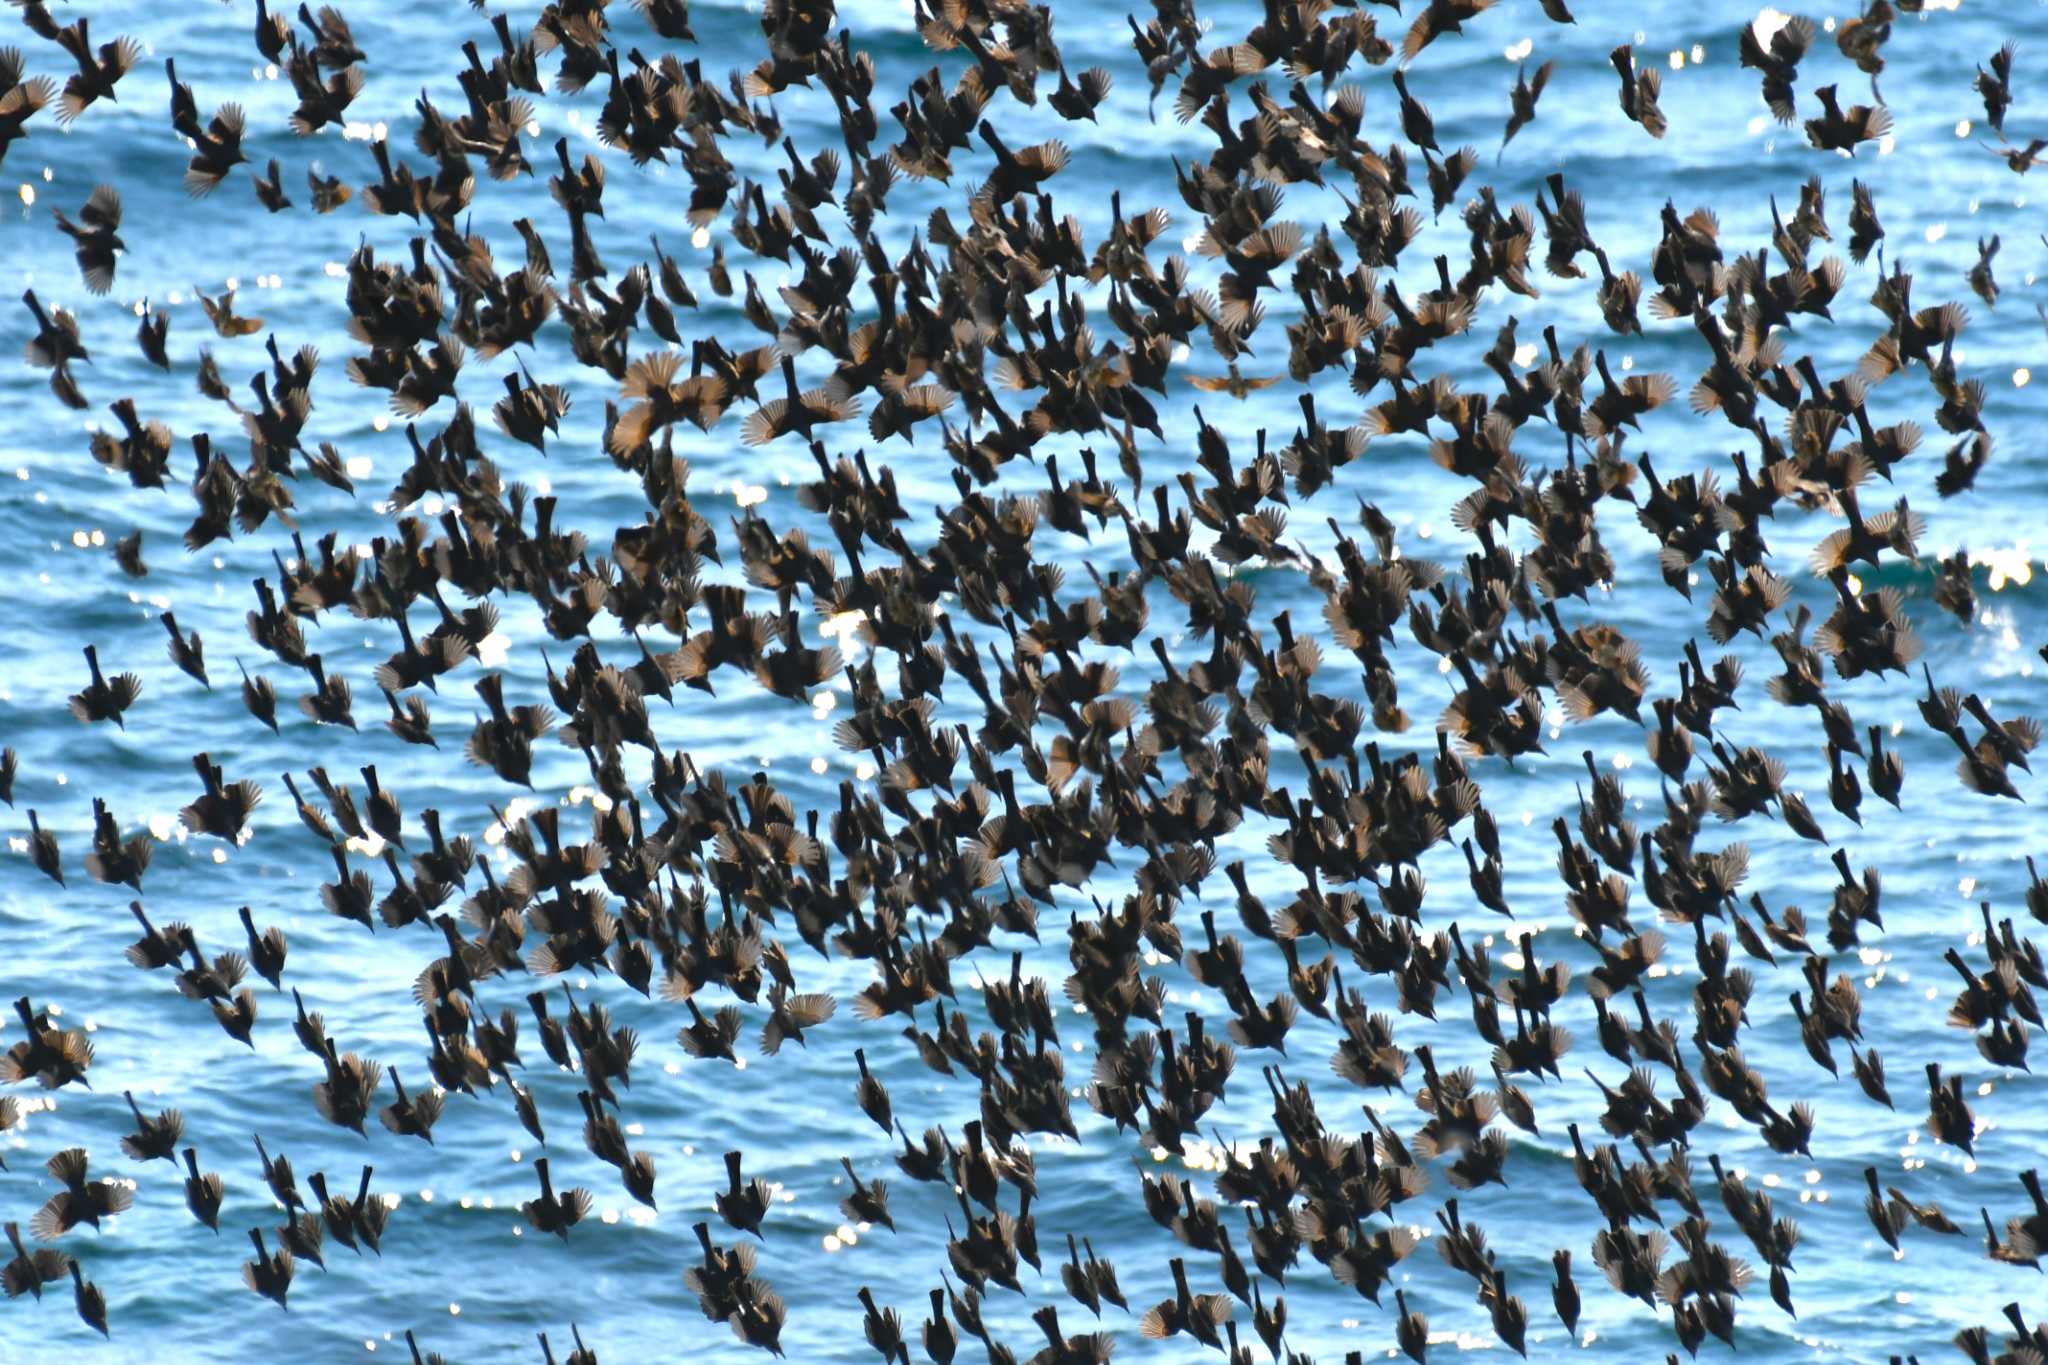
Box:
[3,0,2047,1360]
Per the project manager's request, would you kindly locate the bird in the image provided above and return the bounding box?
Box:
[1187,365,1282,400]
[717,1151,772,1237]
[112,529,148,576]
[306,163,353,212]
[43,17,140,125]
[118,1090,183,1162]
[162,614,209,688]
[182,1149,224,1231]
[839,1158,894,1232]
[239,663,280,732]
[379,1070,442,1143]
[68,1258,107,1336]
[31,1148,133,1237]
[4,998,93,1088]
[3,1221,66,1299]
[1500,61,1554,156]
[68,645,140,727]
[538,1326,600,1365]
[1969,234,2001,307]
[24,810,63,886]
[52,185,123,294]
[197,286,264,338]
[0,48,55,166]
[522,1158,592,1239]
[253,158,292,212]
[183,101,249,195]
[242,1228,294,1309]
[1977,41,2017,133]
[854,1047,893,1132]
[0,6,2039,1360]
[1805,84,1891,153]
[1611,46,1666,138]
[1991,136,2047,175]
[1401,0,1499,65]
[1739,12,1814,123]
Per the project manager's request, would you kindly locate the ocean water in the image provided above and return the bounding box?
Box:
[2,0,2047,1361]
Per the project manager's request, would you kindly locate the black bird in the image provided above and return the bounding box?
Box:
[24,810,63,885]
[1739,12,1814,123]
[242,1227,293,1309]
[31,1148,132,1237]
[69,645,140,727]
[118,1090,184,1162]
[717,1151,772,1237]
[239,906,287,988]
[1806,84,1891,153]
[21,288,87,408]
[253,159,292,212]
[854,1047,893,1131]
[522,1157,592,1240]
[840,1159,893,1231]
[184,101,249,195]
[161,613,208,687]
[240,662,280,732]
[182,754,260,840]
[1978,41,2016,133]
[68,1258,106,1336]
[53,185,122,294]
[113,529,148,576]
[1390,70,1437,152]
[4,1219,64,1298]
[45,17,140,125]
[1500,61,1554,156]
[182,1149,223,1231]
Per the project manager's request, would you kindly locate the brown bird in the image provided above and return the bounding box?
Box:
[0,48,55,166]
[1401,0,1498,65]
[1991,136,2048,175]
[1611,46,1666,139]
[197,286,264,338]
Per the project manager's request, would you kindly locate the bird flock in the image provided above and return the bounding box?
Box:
[2,0,2047,1361]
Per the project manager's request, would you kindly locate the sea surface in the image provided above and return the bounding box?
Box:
[3,0,2048,1361]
